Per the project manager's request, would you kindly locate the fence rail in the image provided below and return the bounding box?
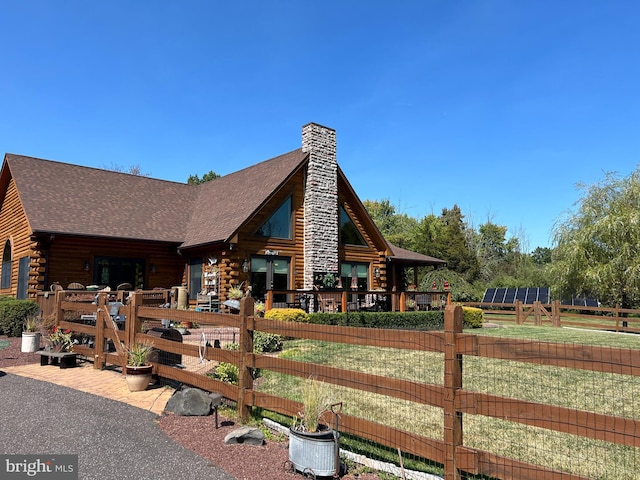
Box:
[49,290,638,480]
[465,300,640,333]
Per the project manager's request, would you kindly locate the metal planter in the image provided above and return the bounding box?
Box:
[288,427,337,477]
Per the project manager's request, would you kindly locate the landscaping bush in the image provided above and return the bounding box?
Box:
[254,331,283,353]
[0,298,39,337]
[308,311,445,330]
[462,306,484,328]
[212,362,239,385]
[264,308,309,323]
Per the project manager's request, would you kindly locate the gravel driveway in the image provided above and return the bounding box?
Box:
[0,372,236,480]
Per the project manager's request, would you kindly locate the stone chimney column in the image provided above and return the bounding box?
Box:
[302,123,338,290]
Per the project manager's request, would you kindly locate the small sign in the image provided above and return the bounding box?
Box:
[264,250,279,256]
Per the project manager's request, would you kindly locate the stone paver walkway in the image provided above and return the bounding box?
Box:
[2,360,174,415]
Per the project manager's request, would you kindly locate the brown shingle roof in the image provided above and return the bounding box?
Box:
[5,154,197,242]
[4,149,308,247]
[181,149,308,248]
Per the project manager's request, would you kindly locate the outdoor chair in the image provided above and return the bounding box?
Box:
[116,282,132,291]
[66,282,85,290]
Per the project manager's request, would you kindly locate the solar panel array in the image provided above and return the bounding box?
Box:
[482,287,551,304]
[560,297,599,307]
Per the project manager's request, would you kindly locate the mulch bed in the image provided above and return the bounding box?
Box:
[0,335,383,479]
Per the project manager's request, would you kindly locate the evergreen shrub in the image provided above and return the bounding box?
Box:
[462,306,484,328]
[308,311,444,330]
[0,299,39,337]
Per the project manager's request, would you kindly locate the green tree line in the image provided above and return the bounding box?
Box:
[365,164,640,308]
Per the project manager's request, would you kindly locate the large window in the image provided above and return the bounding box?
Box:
[1,240,11,289]
[340,262,369,291]
[94,257,145,290]
[340,206,367,246]
[255,196,292,239]
[250,255,290,303]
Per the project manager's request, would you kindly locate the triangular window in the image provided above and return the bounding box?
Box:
[340,206,367,246]
[255,196,292,239]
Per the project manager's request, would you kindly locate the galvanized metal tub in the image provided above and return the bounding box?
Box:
[288,427,337,477]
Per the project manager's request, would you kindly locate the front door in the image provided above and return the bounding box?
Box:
[250,256,290,304]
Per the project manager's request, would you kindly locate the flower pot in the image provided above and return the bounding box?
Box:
[21,332,41,353]
[288,427,338,477]
[125,365,153,391]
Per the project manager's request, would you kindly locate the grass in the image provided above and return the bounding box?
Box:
[0,339,9,349]
[256,325,640,480]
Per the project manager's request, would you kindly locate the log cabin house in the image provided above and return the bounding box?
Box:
[0,123,445,307]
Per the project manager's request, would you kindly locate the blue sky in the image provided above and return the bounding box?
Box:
[2,1,639,251]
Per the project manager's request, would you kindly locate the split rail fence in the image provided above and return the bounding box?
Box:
[49,290,639,480]
[465,300,640,333]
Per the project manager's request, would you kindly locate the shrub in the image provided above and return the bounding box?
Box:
[264,308,309,323]
[0,299,40,337]
[462,306,484,328]
[308,311,444,330]
[213,362,239,385]
[254,331,283,353]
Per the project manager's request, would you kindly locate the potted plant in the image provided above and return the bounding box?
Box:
[125,341,154,392]
[288,377,340,477]
[21,316,42,353]
[46,326,73,353]
[228,284,244,300]
[173,322,188,334]
[254,301,265,317]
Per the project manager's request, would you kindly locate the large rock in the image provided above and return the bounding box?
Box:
[223,426,264,446]
[164,387,213,416]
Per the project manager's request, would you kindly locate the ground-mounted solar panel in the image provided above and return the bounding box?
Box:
[482,288,497,303]
[503,288,516,303]
[539,287,550,303]
[585,298,599,307]
[494,287,507,303]
[482,287,552,304]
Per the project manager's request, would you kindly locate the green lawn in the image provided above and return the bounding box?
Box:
[257,325,640,480]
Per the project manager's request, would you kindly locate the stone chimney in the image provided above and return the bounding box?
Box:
[302,122,338,290]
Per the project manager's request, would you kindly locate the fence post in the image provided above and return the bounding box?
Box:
[515,300,522,324]
[94,293,107,370]
[552,300,561,327]
[444,304,463,480]
[238,297,255,423]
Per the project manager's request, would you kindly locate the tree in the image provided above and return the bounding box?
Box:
[103,162,151,176]
[551,169,640,308]
[187,170,220,185]
[363,199,417,248]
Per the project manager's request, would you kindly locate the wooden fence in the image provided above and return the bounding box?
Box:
[50,291,639,480]
[465,300,640,333]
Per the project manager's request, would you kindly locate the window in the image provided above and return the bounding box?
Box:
[1,240,11,289]
[189,258,203,300]
[16,257,29,299]
[340,206,367,246]
[250,255,290,303]
[94,257,145,290]
[255,196,292,239]
[340,262,369,291]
